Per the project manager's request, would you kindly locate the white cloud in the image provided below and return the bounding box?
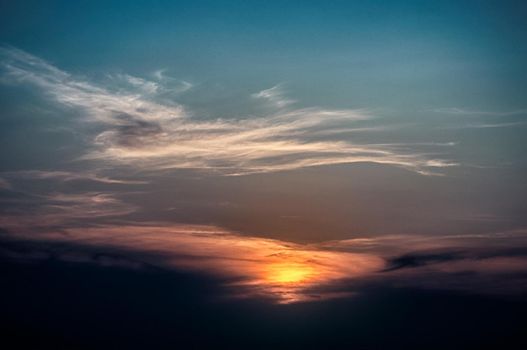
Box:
[114,73,160,94]
[1,47,456,176]
[152,69,193,93]
[432,107,527,117]
[252,84,295,108]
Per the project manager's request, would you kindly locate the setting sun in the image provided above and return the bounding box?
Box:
[265,263,316,284]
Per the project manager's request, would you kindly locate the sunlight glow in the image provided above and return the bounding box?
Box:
[265,263,316,284]
[18,224,385,303]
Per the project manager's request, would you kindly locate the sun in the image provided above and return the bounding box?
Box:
[265,262,316,284]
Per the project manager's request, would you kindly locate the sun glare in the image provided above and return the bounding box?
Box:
[265,263,316,284]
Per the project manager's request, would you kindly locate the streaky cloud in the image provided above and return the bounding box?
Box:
[0,191,136,229]
[3,170,148,185]
[1,47,456,176]
[0,177,11,190]
[252,84,295,108]
[432,107,527,117]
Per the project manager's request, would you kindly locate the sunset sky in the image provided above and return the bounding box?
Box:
[1,1,527,348]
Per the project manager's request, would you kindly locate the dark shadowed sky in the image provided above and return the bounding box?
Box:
[0,1,527,347]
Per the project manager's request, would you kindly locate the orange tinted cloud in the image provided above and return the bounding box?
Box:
[16,224,385,303]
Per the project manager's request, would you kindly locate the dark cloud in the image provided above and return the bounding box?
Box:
[383,248,527,272]
[382,251,464,271]
[1,238,527,349]
[104,113,163,148]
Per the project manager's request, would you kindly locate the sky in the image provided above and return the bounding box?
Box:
[1,1,527,348]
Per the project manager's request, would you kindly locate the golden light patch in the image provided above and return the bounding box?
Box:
[265,262,316,284]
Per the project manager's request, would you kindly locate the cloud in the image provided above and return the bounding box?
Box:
[304,230,527,298]
[113,73,160,94]
[382,251,464,271]
[111,71,193,95]
[3,205,527,303]
[151,69,193,93]
[2,170,147,185]
[0,177,11,190]
[5,222,384,303]
[459,121,527,129]
[432,107,527,117]
[319,230,527,256]
[430,107,527,129]
[252,84,296,108]
[0,191,136,230]
[0,47,456,175]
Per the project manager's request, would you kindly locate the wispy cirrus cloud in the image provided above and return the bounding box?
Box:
[432,107,527,117]
[252,84,296,108]
[430,107,527,129]
[113,73,160,95]
[110,71,193,96]
[2,170,147,185]
[445,121,527,129]
[0,191,136,230]
[152,69,193,93]
[0,47,456,175]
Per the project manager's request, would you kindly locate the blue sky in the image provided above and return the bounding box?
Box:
[2,0,526,111]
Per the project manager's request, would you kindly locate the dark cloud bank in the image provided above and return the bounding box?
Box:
[1,237,527,350]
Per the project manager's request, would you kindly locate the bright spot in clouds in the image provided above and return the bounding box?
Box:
[12,224,385,303]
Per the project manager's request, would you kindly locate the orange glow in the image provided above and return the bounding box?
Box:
[19,224,385,303]
[265,262,316,284]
